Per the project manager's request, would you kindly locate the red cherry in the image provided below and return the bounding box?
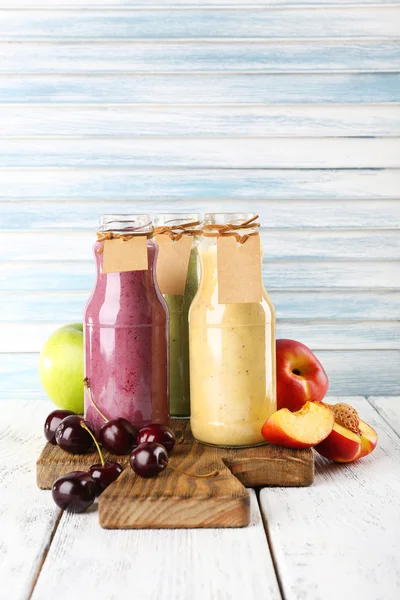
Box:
[55,416,94,454]
[88,461,123,496]
[137,424,176,453]
[99,418,138,455]
[52,471,96,513]
[44,409,75,444]
[130,443,168,478]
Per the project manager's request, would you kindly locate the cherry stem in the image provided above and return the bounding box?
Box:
[83,377,109,423]
[161,460,219,479]
[176,430,185,445]
[80,421,105,467]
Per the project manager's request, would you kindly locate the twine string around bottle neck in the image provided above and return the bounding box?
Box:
[154,220,202,242]
[202,214,260,244]
[96,226,154,254]
[95,216,259,252]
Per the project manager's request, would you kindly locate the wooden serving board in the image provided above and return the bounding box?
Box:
[37,419,314,529]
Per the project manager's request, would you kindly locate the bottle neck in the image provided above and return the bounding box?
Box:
[93,239,159,291]
[99,214,153,235]
[197,236,266,302]
[86,240,166,326]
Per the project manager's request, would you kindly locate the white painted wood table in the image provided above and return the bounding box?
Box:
[1,395,399,600]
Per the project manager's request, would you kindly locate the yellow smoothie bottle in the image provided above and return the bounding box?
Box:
[189,213,276,448]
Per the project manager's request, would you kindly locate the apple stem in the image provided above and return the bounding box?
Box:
[80,421,105,467]
[83,377,109,423]
[161,460,219,479]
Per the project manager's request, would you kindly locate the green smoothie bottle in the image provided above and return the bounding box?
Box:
[154,214,201,418]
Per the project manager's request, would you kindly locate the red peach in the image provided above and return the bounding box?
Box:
[276,339,329,412]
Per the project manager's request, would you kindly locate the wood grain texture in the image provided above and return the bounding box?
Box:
[368,396,400,436]
[2,200,399,230]
[260,396,400,600]
[2,74,399,104]
[6,0,400,6]
[0,398,60,600]
[1,261,399,291]
[3,230,399,261]
[30,490,281,600]
[5,0,400,6]
[36,420,314,528]
[0,355,42,393]
[1,387,399,599]
[1,169,399,199]
[106,475,248,527]
[2,41,399,74]
[2,138,399,168]
[1,0,398,397]
[1,8,399,40]
[3,320,400,353]
[2,355,399,397]
[2,290,399,322]
[1,106,398,137]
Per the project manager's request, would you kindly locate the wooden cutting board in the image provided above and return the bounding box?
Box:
[37,419,314,529]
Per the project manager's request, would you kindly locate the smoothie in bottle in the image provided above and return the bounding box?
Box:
[154,214,201,418]
[84,215,169,436]
[189,213,276,447]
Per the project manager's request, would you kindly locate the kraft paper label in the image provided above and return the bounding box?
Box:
[217,235,262,303]
[155,234,193,295]
[102,237,148,273]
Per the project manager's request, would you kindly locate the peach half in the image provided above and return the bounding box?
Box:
[315,418,378,463]
[261,401,334,450]
[314,422,361,462]
[358,419,378,459]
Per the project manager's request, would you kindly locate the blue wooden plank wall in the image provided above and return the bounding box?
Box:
[0,1,399,397]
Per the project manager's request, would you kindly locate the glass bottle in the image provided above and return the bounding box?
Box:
[154,213,201,418]
[189,213,276,448]
[84,214,169,436]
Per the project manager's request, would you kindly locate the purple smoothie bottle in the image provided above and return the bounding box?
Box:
[84,214,169,435]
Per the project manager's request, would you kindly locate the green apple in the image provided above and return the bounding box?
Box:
[39,323,84,413]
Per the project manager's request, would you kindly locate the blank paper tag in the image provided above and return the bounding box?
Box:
[217,235,262,303]
[156,234,193,295]
[102,237,148,273]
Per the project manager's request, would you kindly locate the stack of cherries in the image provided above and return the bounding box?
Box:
[45,409,177,514]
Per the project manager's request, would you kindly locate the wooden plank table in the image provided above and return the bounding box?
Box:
[0,395,399,600]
